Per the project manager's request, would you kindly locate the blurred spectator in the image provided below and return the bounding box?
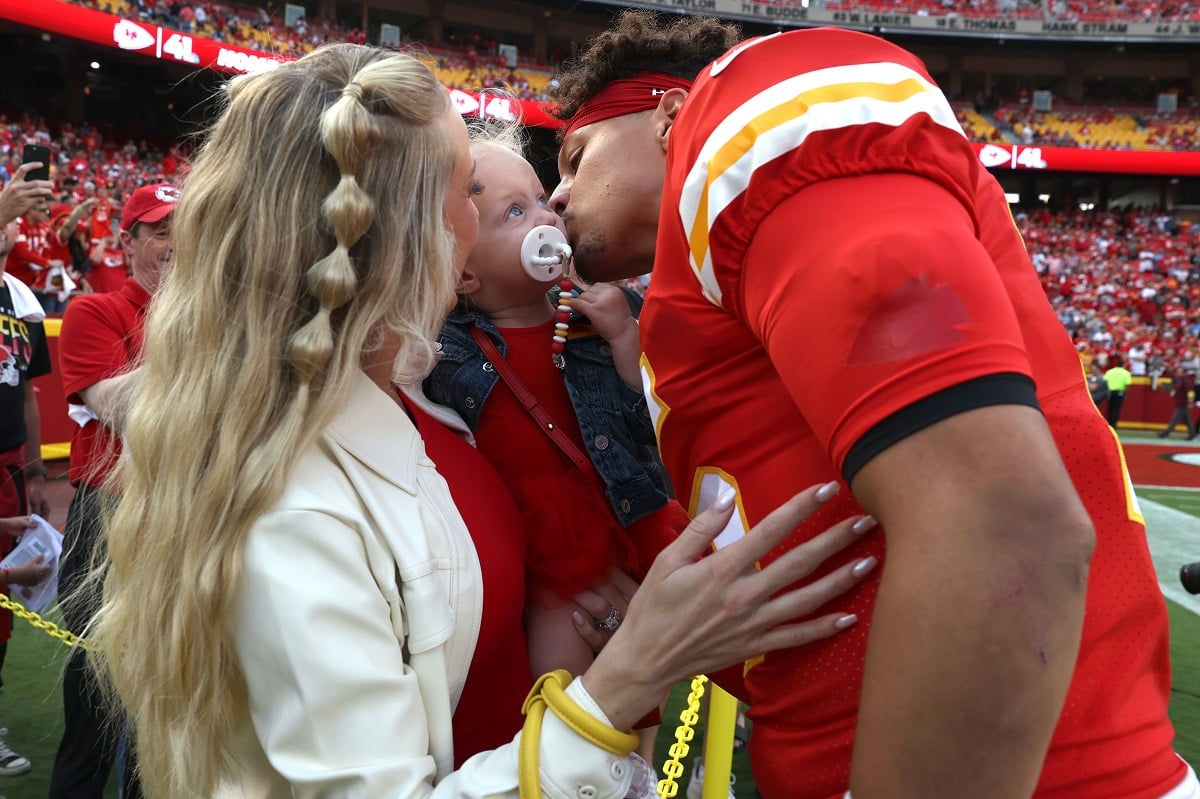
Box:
[85,229,127,294]
[1158,368,1197,439]
[1104,357,1134,427]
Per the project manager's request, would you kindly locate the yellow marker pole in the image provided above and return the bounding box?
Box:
[701,685,738,799]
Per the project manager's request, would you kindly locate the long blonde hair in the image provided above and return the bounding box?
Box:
[84,43,459,797]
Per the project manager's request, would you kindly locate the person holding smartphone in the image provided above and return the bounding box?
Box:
[0,160,54,778]
[7,148,60,306]
[6,197,52,291]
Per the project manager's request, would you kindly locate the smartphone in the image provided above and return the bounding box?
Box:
[21,145,51,182]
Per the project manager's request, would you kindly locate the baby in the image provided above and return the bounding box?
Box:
[424,125,688,753]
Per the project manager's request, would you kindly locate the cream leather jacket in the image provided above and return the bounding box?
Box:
[219,372,637,799]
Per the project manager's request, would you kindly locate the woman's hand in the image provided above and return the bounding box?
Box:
[582,482,877,730]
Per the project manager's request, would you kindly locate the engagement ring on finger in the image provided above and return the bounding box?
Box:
[594,605,622,632]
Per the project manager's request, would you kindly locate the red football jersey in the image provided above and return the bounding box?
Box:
[640,27,1182,799]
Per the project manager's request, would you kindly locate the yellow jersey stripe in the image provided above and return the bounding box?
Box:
[639,353,670,444]
[677,61,965,308]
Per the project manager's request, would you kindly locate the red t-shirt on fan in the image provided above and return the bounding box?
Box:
[59,277,151,488]
[88,246,127,294]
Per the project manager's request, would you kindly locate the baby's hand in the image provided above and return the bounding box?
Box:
[570,283,637,345]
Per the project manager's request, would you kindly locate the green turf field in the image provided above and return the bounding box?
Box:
[3,480,1199,798]
[1142,486,1200,771]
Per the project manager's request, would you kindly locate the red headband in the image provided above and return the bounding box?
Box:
[561,73,694,140]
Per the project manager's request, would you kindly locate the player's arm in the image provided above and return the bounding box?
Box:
[740,172,1093,799]
[847,403,1091,799]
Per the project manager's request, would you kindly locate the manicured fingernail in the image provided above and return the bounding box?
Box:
[714,487,736,512]
[572,611,586,628]
[814,481,840,502]
[852,556,878,577]
[852,516,877,535]
[834,614,858,629]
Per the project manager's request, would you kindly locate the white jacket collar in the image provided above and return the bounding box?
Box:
[324,371,423,494]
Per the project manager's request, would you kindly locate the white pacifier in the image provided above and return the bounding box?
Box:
[521,224,573,281]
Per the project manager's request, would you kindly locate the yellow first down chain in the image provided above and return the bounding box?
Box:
[0,593,85,648]
[657,674,708,799]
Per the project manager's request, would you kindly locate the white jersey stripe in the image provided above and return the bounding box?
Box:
[677,61,965,308]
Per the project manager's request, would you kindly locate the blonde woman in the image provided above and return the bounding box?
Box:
[84,43,877,798]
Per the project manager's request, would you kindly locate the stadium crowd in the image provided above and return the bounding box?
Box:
[58,0,1200,135]
[1022,206,1200,382]
[992,103,1200,150]
[65,0,559,100]
[0,114,182,302]
[64,0,1200,35]
[811,0,1199,20]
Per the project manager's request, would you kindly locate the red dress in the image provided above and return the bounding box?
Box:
[472,321,682,607]
[401,395,531,766]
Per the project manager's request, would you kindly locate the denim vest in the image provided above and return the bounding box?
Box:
[424,300,672,528]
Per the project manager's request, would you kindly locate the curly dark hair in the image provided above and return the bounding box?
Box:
[552,10,742,125]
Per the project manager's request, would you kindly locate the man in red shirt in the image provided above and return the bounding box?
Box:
[548,11,1187,799]
[53,182,177,799]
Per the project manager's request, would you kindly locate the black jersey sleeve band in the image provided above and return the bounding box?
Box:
[842,372,1041,485]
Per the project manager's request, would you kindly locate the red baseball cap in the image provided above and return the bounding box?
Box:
[49,203,73,224]
[120,183,180,231]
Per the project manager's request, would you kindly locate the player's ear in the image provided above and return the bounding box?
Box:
[654,88,688,154]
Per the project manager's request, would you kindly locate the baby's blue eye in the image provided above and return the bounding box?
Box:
[507,205,523,219]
